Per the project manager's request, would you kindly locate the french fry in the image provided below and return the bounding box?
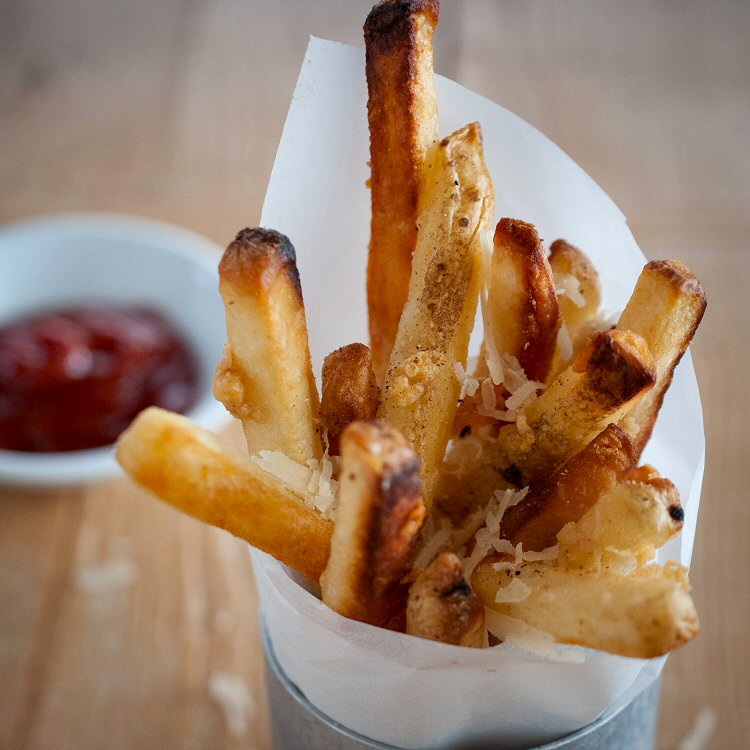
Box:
[472,559,698,658]
[378,123,494,511]
[320,420,425,627]
[500,424,637,551]
[491,328,656,485]
[116,407,332,581]
[616,259,706,456]
[557,475,683,571]
[406,551,485,647]
[450,219,560,444]
[365,0,440,382]
[214,228,323,465]
[548,239,601,333]
[321,343,380,455]
[487,219,561,383]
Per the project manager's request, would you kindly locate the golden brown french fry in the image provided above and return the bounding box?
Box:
[213,228,323,465]
[491,328,656,485]
[116,407,332,581]
[473,559,698,658]
[500,424,637,551]
[378,123,494,511]
[548,239,601,332]
[320,420,425,627]
[616,259,706,456]
[406,551,485,647]
[557,475,683,571]
[365,0,440,382]
[321,343,380,455]
[487,219,561,383]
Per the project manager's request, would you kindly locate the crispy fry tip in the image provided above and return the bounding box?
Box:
[220,227,302,300]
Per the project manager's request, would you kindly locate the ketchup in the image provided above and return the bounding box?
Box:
[0,306,199,452]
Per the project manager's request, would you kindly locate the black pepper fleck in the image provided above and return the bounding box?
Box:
[669,505,685,522]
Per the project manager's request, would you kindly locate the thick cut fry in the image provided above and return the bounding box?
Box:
[557,475,683,571]
[321,343,380,455]
[365,0,440,381]
[487,219,561,383]
[473,560,698,658]
[500,424,637,551]
[378,123,494,511]
[548,239,601,332]
[213,228,323,465]
[406,551,484,647]
[320,420,425,627]
[616,259,706,456]
[116,407,332,581]
[491,328,656,485]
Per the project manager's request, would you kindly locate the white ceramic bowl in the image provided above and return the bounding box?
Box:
[0,213,231,487]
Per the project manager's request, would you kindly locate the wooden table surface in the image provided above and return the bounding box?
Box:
[1,1,748,748]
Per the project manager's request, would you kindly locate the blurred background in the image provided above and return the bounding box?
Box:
[1,1,748,748]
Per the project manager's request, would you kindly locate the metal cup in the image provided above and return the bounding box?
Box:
[262,620,661,750]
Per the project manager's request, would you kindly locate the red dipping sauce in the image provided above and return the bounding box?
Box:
[0,306,199,452]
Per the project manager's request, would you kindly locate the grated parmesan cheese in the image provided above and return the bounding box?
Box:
[454,361,480,401]
[522,546,559,563]
[462,486,529,580]
[413,515,454,570]
[555,271,586,307]
[484,609,585,663]
[556,321,573,366]
[621,414,641,437]
[492,541,524,572]
[469,354,546,423]
[442,435,485,475]
[251,450,339,519]
[505,379,543,412]
[494,577,532,604]
[413,504,490,570]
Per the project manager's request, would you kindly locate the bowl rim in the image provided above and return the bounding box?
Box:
[0,211,231,488]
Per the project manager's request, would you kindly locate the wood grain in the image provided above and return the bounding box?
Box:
[1,1,748,748]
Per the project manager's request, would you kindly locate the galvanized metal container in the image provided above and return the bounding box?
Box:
[262,621,661,750]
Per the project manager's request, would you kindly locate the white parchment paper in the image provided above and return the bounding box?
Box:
[254,37,705,749]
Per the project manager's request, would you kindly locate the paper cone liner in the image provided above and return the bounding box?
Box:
[253,37,705,750]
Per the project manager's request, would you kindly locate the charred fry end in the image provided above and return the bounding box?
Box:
[492,218,561,382]
[219,227,302,301]
[575,329,656,403]
[343,421,425,586]
[364,0,440,46]
[321,420,425,627]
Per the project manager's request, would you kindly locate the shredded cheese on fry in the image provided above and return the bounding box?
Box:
[522,546,560,563]
[484,610,585,663]
[466,355,545,423]
[453,361,480,400]
[413,515,454,570]
[462,486,529,580]
[442,435,485,475]
[554,271,586,307]
[250,450,339,519]
[556,321,573,366]
[413,505,490,570]
[494,577,532,604]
